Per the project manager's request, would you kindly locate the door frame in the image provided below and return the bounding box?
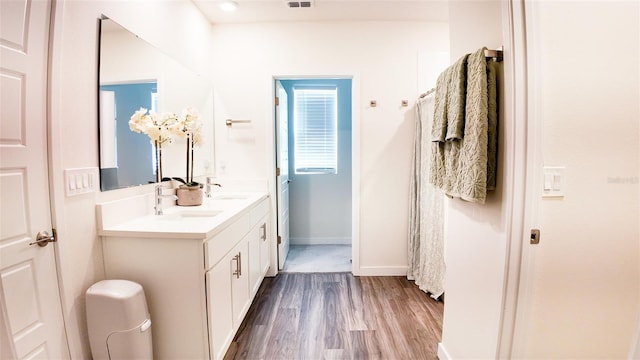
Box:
[267,73,361,276]
[47,0,73,355]
[274,80,290,270]
[497,0,542,357]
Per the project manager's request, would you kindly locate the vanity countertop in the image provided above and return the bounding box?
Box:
[97,192,269,240]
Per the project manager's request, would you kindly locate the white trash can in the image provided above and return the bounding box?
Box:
[86,280,153,360]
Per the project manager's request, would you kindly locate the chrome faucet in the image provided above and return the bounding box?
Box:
[155,184,178,215]
[205,178,222,198]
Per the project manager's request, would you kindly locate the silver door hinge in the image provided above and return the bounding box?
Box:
[275,97,280,106]
[276,168,281,176]
[277,235,282,245]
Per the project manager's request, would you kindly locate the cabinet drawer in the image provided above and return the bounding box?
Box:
[204,213,251,270]
[250,199,269,227]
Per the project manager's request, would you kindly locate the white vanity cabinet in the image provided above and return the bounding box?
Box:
[100,195,270,360]
[207,238,249,360]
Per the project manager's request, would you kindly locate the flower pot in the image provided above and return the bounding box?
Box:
[176,185,203,206]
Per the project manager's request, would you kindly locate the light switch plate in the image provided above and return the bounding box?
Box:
[542,166,565,198]
[65,167,99,197]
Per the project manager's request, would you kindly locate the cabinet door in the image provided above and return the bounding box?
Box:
[206,261,233,360]
[249,216,269,297]
[259,219,270,276]
[248,225,262,296]
[231,240,250,328]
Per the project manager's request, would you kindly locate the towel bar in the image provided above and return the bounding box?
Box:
[225,119,252,127]
[484,48,503,61]
[419,46,503,100]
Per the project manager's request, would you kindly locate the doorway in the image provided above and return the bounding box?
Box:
[275,78,353,273]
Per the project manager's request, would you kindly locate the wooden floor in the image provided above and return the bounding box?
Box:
[226,273,444,360]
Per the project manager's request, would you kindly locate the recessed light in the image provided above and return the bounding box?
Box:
[219,1,238,12]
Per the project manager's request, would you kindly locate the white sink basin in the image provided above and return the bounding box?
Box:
[160,210,223,220]
[211,194,248,200]
[180,210,223,217]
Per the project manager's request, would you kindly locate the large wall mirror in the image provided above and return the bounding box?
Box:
[98,17,215,191]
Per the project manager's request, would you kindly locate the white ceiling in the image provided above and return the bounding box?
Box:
[191,0,449,24]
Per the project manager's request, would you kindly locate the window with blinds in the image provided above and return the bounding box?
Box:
[293,87,338,174]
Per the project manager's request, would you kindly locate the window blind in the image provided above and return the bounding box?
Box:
[293,87,338,174]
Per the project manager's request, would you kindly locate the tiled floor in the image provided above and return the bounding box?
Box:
[282,244,352,273]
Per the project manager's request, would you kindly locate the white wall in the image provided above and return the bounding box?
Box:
[439,1,508,358]
[210,21,449,274]
[519,1,640,357]
[49,1,213,357]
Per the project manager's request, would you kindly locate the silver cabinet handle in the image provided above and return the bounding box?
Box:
[232,253,241,279]
[260,223,267,241]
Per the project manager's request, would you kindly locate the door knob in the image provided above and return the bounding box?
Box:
[29,231,56,247]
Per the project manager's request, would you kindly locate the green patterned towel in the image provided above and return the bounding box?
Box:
[451,47,489,203]
[431,70,450,142]
[445,54,469,141]
[429,47,498,204]
[430,54,469,142]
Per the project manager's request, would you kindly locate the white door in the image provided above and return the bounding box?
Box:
[0,0,69,358]
[275,81,290,270]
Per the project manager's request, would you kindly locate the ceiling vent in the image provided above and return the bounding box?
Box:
[287,1,313,8]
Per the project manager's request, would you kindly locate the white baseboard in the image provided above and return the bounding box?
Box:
[437,342,451,360]
[290,237,351,245]
[356,266,407,276]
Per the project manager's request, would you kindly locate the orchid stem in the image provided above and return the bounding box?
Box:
[186,134,191,184]
[156,140,163,183]
[190,137,195,184]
